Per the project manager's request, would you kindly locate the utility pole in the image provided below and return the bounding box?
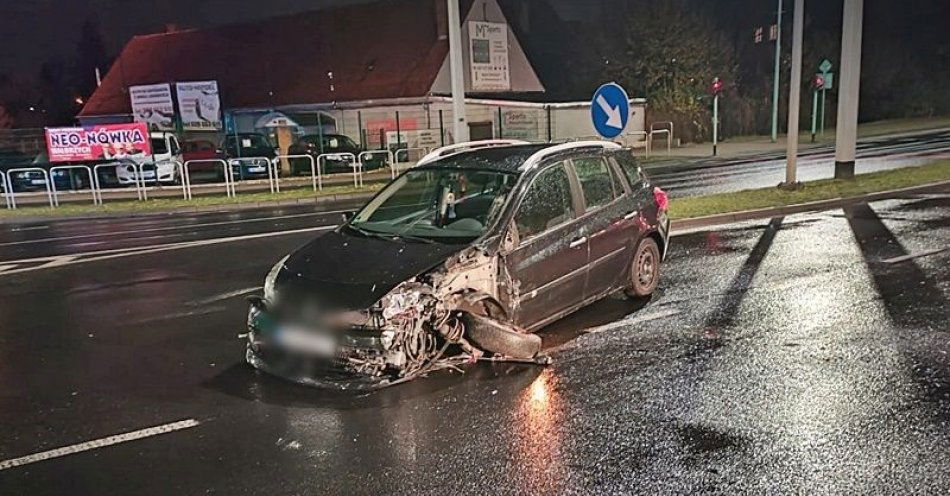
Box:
[834,0,863,179]
[447,0,469,144]
[782,0,804,186]
[770,0,783,143]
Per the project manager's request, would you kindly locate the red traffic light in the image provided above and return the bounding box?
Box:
[813,75,825,89]
[710,78,723,95]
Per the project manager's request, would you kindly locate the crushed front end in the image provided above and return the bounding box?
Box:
[245,248,547,390]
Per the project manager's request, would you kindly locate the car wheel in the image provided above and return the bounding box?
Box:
[625,237,660,298]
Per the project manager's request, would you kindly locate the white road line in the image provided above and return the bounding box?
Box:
[190,286,262,305]
[582,307,682,335]
[0,264,16,273]
[0,210,347,247]
[882,247,948,264]
[0,225,335,277]
[0,418,200,471]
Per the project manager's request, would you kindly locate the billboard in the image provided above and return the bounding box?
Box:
[469,21,510,91]
[45,123,152,163]
[130,83,175,130]
[176,81,222,130]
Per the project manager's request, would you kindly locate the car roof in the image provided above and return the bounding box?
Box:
[416,144,551,174]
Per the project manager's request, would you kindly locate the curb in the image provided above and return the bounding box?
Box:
[670,180,950,233]
[0,191,378,225]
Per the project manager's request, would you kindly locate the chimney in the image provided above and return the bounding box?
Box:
[435,0,447,40]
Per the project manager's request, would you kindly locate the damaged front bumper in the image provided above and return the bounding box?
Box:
[244,287,549,390]
[245,298,402,390]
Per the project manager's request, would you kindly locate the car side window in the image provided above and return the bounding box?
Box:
[572,156,618,210]
[514,162,575,241]
[612,150,644,189]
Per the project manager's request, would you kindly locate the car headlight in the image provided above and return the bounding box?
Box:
[229,159,241,166]
[263,255,290,303]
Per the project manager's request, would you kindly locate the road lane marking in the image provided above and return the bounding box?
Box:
[882,247,948,264]
[0,210,346,247]
[190,286,262,306]
[0,225,335,277]
[0,418,200,471]
[582,307,682,335]
[0,264,16,273]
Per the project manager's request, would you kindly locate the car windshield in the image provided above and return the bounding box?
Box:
[228,135,270,150]
[150,138,168,154]
[302,135,357,150]
[349,168,518,243]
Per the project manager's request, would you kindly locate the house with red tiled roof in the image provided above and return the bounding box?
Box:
[77,0,567,148]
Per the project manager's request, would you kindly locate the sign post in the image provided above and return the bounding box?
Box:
[710,77,723,156]
[818,59,834,137]
[811,73,825,142]
[590,82,630,140]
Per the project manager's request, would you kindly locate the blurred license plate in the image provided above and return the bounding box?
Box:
[248,166,265,173]
[141,171,155,179]
[30,179,46,185]
[277,327,336,356]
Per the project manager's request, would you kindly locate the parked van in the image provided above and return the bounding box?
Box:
[114,132,183,186]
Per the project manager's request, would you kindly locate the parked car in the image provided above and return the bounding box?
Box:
[222,133,276,180]
[244,140,670,389]
[115,132,183,186]
[0,148,41,192]
[287,133,387,175]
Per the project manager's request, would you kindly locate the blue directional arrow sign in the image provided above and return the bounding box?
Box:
[591,82,630,139]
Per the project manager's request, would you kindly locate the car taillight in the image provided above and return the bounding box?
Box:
[653,187,668,211]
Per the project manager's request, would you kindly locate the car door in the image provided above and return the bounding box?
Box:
[502,161,588,330]
[569,153,640,299]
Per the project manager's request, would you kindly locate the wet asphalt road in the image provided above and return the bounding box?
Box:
[1,188,948,494]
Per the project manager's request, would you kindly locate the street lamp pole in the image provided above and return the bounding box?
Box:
[783,0,804,186]
[770,0,783,143]
[834,0,864,179]
[447,0,469,144]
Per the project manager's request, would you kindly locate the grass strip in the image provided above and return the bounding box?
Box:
[668,160,950,220]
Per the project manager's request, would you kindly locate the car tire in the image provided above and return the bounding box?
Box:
[625,237,660,299]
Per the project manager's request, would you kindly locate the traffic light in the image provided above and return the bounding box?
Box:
[710,77,723,96]
[813,74,825,90]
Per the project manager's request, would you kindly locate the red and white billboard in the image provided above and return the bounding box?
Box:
[45,123,152,163]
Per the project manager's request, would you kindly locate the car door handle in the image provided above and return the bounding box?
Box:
[623,210,639,220]
[569,236,587,248]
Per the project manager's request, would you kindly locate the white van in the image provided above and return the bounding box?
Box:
[115,132,183,185]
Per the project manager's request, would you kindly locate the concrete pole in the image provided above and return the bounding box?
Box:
[834,0,863,179]
[783,0,804,186]
[447,0,469,144]
[770,0,783,143]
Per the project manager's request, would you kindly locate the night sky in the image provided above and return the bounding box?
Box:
[0,0,365,76]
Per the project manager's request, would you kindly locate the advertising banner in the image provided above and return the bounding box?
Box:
[502,110,539,140]
[176,81,222,130]
[45,123,152,163]
[130,83,175,130]
[469,21,510,91]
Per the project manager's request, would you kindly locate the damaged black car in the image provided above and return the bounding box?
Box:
[245,140,670,389]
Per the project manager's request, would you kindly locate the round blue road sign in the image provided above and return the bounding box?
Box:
[591,82,630,139]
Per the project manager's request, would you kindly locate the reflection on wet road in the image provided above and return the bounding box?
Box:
[0,190,948,494]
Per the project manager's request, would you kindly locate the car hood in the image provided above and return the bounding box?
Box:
[277,229,468,310]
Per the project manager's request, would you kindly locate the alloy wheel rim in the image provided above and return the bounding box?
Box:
[638,250,655,286]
